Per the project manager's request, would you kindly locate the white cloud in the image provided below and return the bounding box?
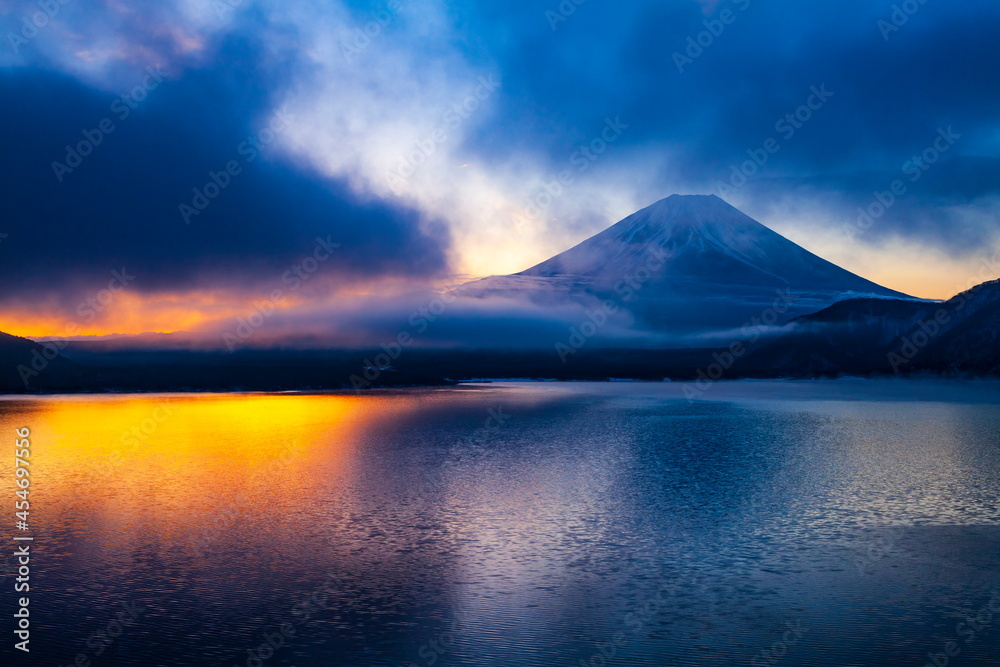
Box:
[2,0,685,278]
[261,0,683,277]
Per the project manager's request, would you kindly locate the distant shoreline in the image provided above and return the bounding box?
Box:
[4,372,999,398]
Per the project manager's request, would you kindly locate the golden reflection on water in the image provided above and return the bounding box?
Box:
[0,393,429,557]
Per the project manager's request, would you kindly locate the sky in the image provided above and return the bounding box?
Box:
[1,0,999,339]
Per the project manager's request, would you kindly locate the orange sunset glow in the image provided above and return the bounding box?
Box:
[0,258,985,341]
[0,290,313,339]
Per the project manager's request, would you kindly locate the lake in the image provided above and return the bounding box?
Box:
[2,380,999,666]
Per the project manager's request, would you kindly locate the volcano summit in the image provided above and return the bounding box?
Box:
[456,194,914,342]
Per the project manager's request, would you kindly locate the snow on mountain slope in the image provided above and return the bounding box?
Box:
[455,195,915,341]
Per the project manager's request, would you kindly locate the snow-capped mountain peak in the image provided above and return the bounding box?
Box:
[455,195,913,341]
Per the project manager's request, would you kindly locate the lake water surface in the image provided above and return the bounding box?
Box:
[2,380,999,666]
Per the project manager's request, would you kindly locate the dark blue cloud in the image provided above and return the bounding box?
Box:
[0,34,449,306]
[458,1,1000,165]
[449,0,1000,246]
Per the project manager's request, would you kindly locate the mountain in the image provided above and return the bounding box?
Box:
[456,195,914,342]
[0,331,81,392]
[890,278,1000,374]
[0,332,454,393]
[737,278,1000,376]
[734,297,930,376]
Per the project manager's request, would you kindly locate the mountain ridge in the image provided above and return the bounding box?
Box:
[519,195,905,296]
[736,278,1000,376]
[458,194,916,342]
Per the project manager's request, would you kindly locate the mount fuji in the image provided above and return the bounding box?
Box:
[3,195,996,393]
[455,194,915,342]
